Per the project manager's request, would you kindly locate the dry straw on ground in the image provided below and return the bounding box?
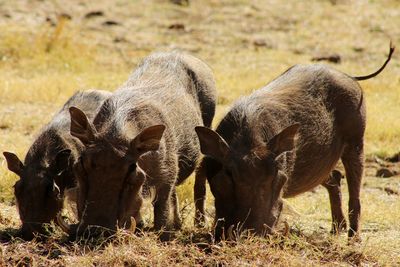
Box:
[0,0,399,265]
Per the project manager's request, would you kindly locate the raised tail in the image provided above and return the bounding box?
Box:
[353,41,395,81]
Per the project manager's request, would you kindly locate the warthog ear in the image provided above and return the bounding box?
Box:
[69,107,96,145]
[195,126,229,163]
[267,123,300,158]
[3,152,24,176]
[54,149,72,174]
[130,125,166,158]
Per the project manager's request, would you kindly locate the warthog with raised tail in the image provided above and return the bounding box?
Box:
[3,90,111,240]
[61,52,216,239]
[195,43,394,240]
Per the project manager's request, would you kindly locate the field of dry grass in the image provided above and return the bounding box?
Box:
[0,0,399,265]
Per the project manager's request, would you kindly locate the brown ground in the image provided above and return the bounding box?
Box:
[0,0,399,266]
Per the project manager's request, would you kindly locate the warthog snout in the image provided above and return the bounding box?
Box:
[19,222,50,240]
[57,213,136,240]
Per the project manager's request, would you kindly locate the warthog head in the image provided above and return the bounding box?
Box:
[3,149,72,240]
[195,124,299,239]
[63,107,165,238]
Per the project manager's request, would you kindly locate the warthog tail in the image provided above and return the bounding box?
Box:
[353,41,395,81]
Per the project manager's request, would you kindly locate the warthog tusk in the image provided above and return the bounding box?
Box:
[56,213,71,233]
[282,220,290,236]
[130,217,136,232]
[227,225,235,240]
[263,223,274,236]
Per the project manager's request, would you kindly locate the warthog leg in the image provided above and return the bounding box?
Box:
[341,141,363,239]
[153,183,174,231]
[322,170,347,234]
[171,187,182,229]
[194,160,207,227]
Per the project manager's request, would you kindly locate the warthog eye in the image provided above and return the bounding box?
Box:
[224,169,233,177]
[127,163,136,174]
[124,164,139,186]
[74,156,88,178]
[79,157,85,170]
[14,180,23,197]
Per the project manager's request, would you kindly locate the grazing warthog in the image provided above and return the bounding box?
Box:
[3,90,111,240]
[195,43,394,240]
[60,52,216,238]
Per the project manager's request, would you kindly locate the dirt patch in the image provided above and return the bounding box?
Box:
[365,156,400,178]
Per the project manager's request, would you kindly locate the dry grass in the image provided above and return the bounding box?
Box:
[0,0,399,265]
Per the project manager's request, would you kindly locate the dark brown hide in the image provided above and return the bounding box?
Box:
[69,52,216,238]
[196,44,394,239]
[3,90,110,240]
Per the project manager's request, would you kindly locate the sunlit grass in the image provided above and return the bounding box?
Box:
[0,0,399,265]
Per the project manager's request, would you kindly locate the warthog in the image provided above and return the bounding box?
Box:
[195,43,394,240]
[3,90,111,240]
[60,52,216,238]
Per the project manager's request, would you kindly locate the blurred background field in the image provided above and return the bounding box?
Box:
[0,0,399,265]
